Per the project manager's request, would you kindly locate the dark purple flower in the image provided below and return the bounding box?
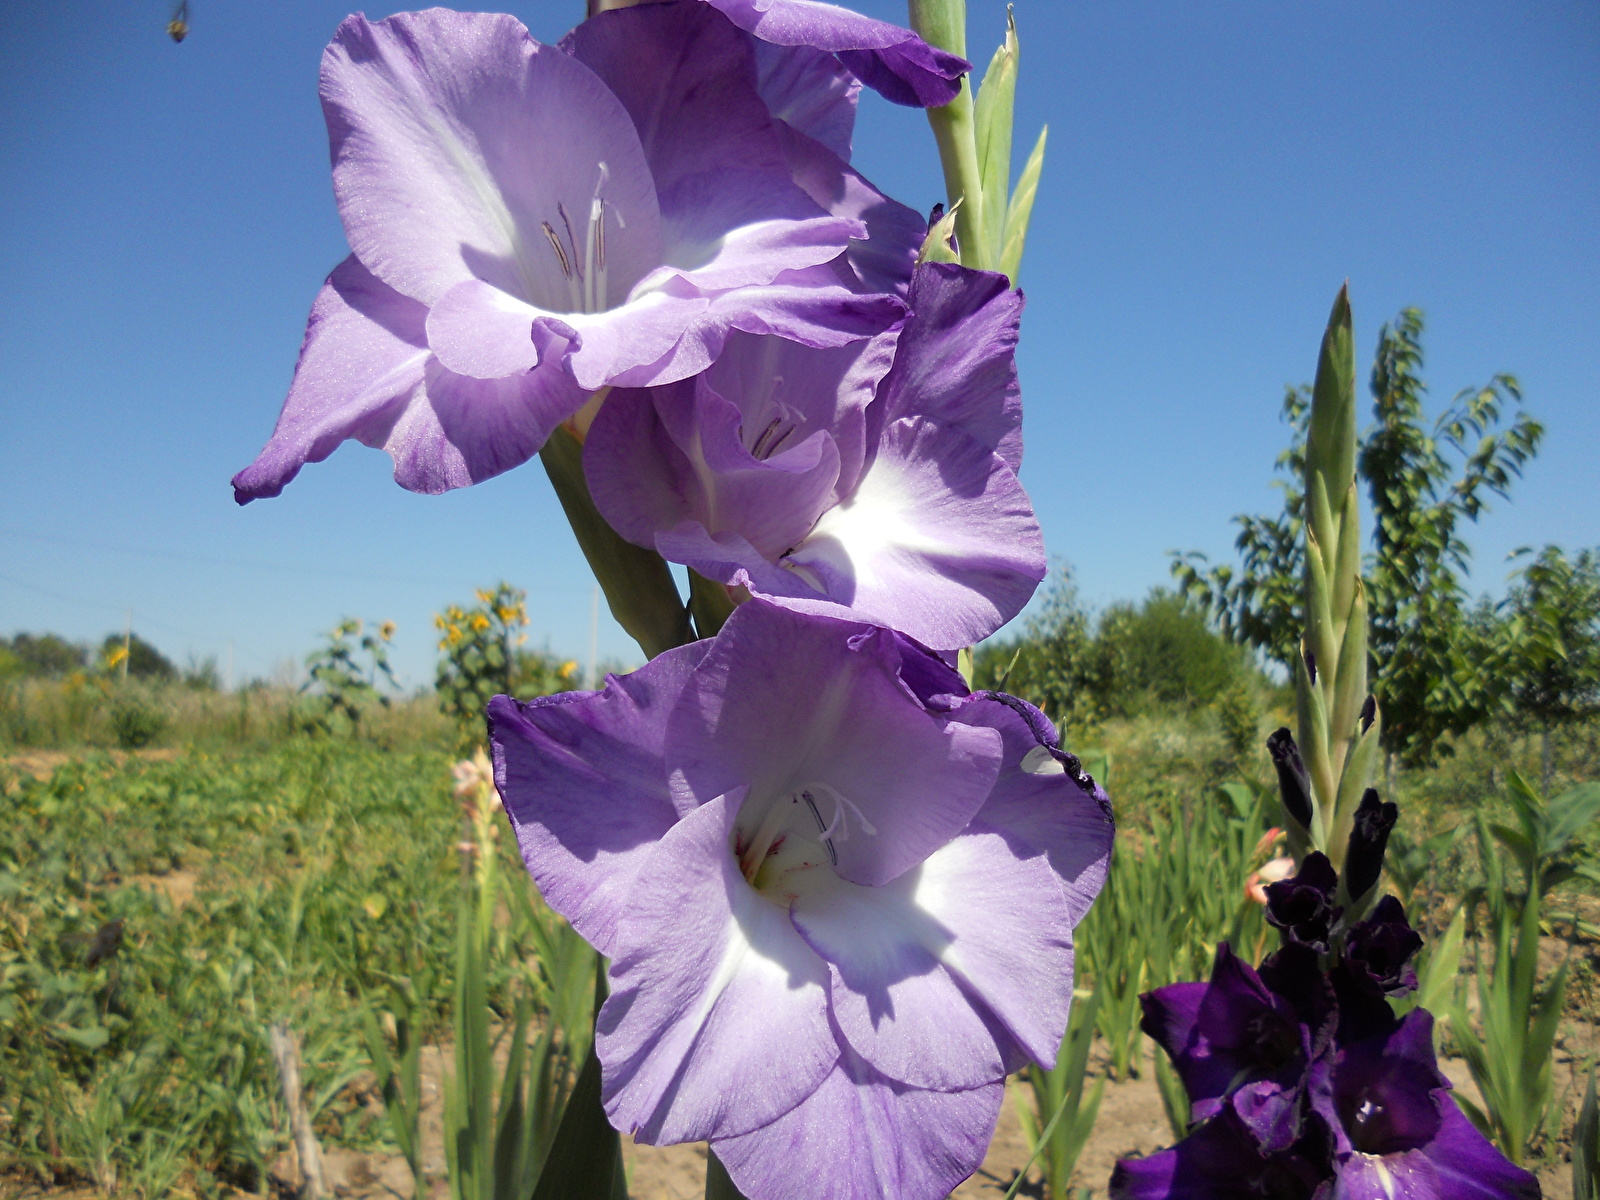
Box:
[1342,896,1423,999]
[1315,1011,1540,1200]
[1117,948,1539,1200]
[1267,727,1315,833]
[234,4,903,502]
[1265,852,1342,951]
[1343,788,1399,906]
[700,0,971,108]
[489,599,1113,1200]
[582,263,1045,649]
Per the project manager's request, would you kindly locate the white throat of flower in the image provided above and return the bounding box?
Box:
[539,164,623,314]
[737,782,878,888]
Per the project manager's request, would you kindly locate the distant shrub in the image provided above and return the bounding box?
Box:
[109,690,167,748]
[2,632,88,678]
[977,570,1259,728]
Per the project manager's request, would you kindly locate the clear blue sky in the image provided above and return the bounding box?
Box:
[2,0,1595,689]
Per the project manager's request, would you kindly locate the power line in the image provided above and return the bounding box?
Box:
[0,569,219,643]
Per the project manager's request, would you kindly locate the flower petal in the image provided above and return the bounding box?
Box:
[232,256,428,503]
[597,791,836,1144]
[954,692,1115,925]
[566,3,867,302]
[702,0,970,108]
[713,1050,1001,1200]
[871,263,1023,470]
[486,642,707,957]
[753,39,859,161]
[666,600,1003,887]
[1109,1112,1326,1200]
[790,825,1075,1084]
[232,257,587,501]
[778,416,1046,649]
[1330,1151,1440,1200]
[322,10,660,309]
[1419,1103,1540,1200]
[1138,945,1303,1118]
[585,378,840,562]
[777,122,924,299]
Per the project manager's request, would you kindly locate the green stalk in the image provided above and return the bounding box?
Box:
[1296,284,1377,872]
[909,0,987,270]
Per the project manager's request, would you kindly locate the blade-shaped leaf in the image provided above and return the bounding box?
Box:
[999,124,1046,284]
[973,12,1018,266]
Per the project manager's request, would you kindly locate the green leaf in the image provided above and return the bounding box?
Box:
[973,12,1017,267]
[998,124,1046,284]
[530,1043,627,1200]
[1574,1068,1600,1200]
[706,1151,750,1200]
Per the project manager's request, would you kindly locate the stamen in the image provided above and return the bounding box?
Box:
[801,792,838,866]
[749,416,789,460]
[541,222,572,279]
[556,203,584,281]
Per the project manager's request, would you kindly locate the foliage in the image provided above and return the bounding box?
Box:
[100,633,176,682]
[1500,545,1600,735]
[436,754,599,1200]
[108,689,167,750]
[1577,1068,1600,1200]
[1449,774,1600,1163]
[0,743,462,1190]
[435,585,579,749]
[0,633,89,679]
[1014,990,1103,1200]
[976,572,1259,730]
[297,618,398,736]
[1175,308,1544,767]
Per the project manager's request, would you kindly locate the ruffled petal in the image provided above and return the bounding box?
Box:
[486,642,707,957]
[321,10,659,309]
[1330,1151,1440,1200]
[597,791,836,1144]
[666,600,1003,888]
[790,825,1075,1084]
[753,39,859,161]
[776,122,924,299]
[1419,1103,1540,1200]
[702,0,970,108]
[776,416,1046,650]
[713,1050,1001,1200]
[953,692,1115,925]
[870,262,1023,469]
[232,256,428,503]
[1110,1113,1327,1200]
[232,257,587,501]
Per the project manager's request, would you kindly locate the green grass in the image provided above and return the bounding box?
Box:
[0,739,471,1193]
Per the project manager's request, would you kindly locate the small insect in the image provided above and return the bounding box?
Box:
[167,0,189,43]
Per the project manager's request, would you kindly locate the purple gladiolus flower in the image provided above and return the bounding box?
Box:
[1113,900,1539,1200]
[488,599,1113,1200]
[233,3,905,503]
[582,263,1046,649]
[700,0,971,109]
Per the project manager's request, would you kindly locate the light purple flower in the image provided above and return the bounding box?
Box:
[582,263,1045,650]
[489,599,1113,1200]
[233,4,904,502]
[701,0,971,109]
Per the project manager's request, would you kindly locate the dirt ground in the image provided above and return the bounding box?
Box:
[264,1047,1577,1200]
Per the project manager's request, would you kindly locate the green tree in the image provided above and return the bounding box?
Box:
[1175,307,1542,767]
[1498,545,1600,790]
[974,567,1097,726]
[2,632,88,677]
[99,632,176,681]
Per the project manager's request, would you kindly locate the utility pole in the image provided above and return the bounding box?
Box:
[226,640,235,692]
[121,609,131,682]
[588,585,599,690]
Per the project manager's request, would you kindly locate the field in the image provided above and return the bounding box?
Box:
[2,685,1597,1198]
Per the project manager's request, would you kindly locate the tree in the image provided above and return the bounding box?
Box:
[1175,307,1542,767]
[2,632,88,677]
[99,632,176,680]
[1497,545,1600,790]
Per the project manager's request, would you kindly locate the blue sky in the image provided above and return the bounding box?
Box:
[1,0,1595,689]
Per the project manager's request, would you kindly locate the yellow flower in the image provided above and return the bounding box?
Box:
[379,620,397,641]
[469,613,491,632]
[559,660,579,680]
